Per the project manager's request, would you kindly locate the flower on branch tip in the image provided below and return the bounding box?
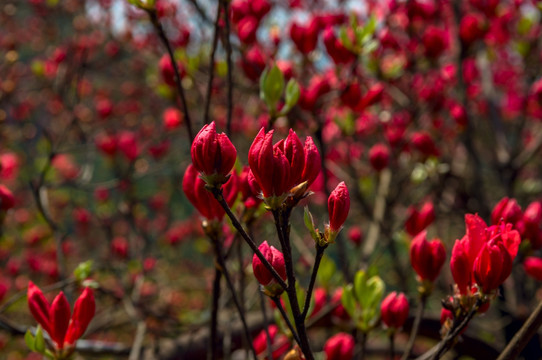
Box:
[252,241,287,296]
[327,181,350,239]
[380,291,409,330]
[323,332,355,360]
[410,230,446,284]
[248,128,321,207]
[191,121,237,186]
[27,282,95,351]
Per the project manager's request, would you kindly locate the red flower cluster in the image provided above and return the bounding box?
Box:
[27,282,95,350]
[450,214,520,294]
[248,128,320,200]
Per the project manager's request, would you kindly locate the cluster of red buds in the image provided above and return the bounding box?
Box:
[27,282,95,358]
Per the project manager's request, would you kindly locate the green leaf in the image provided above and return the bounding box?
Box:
[304,206,319,242]
[25,330,35,351]
[284,79,300,110]
[74,260,93,281]
[341,284,356,318]
[353,270,367,302]
[35,326,45,354]
[260,65,285,111]
[316,256,340,290]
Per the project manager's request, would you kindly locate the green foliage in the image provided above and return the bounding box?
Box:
[342,270,385,332]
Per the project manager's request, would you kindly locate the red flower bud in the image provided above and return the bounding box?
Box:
[328,182,350,232]
[405,201,435,236]
[162,107,183,131]
[473,240,513,293]
[237,16,259,45]
[27,281,52,335]
[460,13,486,45]
[410,131,440,158]
[340,82,362,109]
[301,136,321,188]
[117,131,139,161]
[182,164,226,220]
[0,185,15,211]
[368,143,390,171]
[410,231,446,282]
[252,241,287,286]
[240,46,266,82]
[323,27,356,65]
[95,132,117,156]
[323,332,355,360]
[191,122,237,182]
[50,292,71,348]
[27,283,95,349]
[253,324,290,359]
[524,257,542,281]
[422,26,448,59]
[65,287,96,345]
[380,292,409,329]
[348,226,363,246]
[159,54,185,86]
[491,197,522,226]
[282,129,305,187]
[290,18,319,55]
[450,238,472,295]
[248,128,291,198]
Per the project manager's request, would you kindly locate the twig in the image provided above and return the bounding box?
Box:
[212,235,257,359]
[271,296,302,346]
[301,244,326,320]
[129,321,147,360]
[401,295,427,360]
[210,267,222,360]
[148,10,194,142]
[203,2,222,125]
[209,187,288,290]
[220,0,234,137]
[497,298,542,360]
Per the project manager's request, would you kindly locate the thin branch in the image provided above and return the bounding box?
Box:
[270,296,302,346]
[401,295,427,360]
[148,10,194,142]
[220,0,234,137]
[209,186,288,290]
[203,2,222,125]
[301,244,326,320]
[497,298,542,360]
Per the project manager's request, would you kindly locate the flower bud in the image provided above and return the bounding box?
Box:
[0,185,15,211]
[301,136,321,188]
[410,231,446,282]
[524,257,542,281]
[473,240,513,293]
[191,122,237,184]
[323,27,356,65]
[65,287,95,345]
[405,201,435,236]
[237,16,259,45]
[253,324,290,359]
[450,239,472,295]
[252,241,287,288]
[182,164,226,220]
[27,281,52,335]
[282,129,305,187]
[348,226,363,246]
[162,107,183,131]
[248,128,291,201]
[241,46,266,82]
[328,182,350,233]
[422,26,448,59]
[50,292,71,348]
[368,143,390,171]
[460,13,486,45]
[491,197,522,226]
[290,18,319,55]
[380,292,409,329]
[323,332,355,360]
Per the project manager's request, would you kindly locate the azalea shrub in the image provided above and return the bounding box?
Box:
[1,0,542,359]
